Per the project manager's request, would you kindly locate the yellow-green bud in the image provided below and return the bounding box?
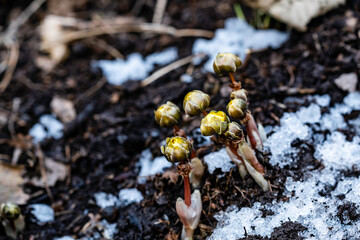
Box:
[224,122,243,140]
[230,89,248,102]
[154,101,181,128]
[1,203,21,221]
[161,136,192,163]
[227,99,248,120]
[200,110,230,136]
[183,90,210,116]
[213,53,242,76]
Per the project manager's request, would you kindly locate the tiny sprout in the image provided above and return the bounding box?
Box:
[154,101,181,128]
[213,53,242,76]
[1,203,20,221]
[200,110,230,136]
[176,190,202,240]
[161,136,192,163]
[227,98,248,120]
[183,90,210,116]
[230,89,248,102]
[224,122,243,140]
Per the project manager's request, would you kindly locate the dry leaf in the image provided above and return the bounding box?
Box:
[162,170,179,185]
[27,158,68,187]
[40,15,72,63]
[0,163,29,204]
[50,96,76,123]
[243,0,345,31]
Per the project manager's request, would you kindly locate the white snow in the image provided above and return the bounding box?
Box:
[192,18,289,72]
[204,148,234,174]
[30,204,55,224]
[94,192,120,209]
[94,188,143,208]
[93,47,178,85]
[29,114,64,142]
[54,237,74,240]
[138,148,172,183]
[209,92,360,239]
[314,94,331,107]
[118,188,143,206]
[101,219,118,239]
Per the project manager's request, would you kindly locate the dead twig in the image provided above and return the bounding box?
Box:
[0,0,47,94]
[36,145,54,202]
[152,0,168,24]
[141,53,205,87]
[75,78,107,105]
[0,42,19,93]
[42,23,214,49]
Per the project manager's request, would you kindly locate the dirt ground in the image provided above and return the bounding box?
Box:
[0,0,359,239]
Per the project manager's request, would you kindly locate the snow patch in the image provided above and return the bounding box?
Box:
[29,114,63,142]
[118,188,143,206]
[30,204,55,224]
[209,92,360,239]
[192,18,288,72]
[138,148,172,183]
[204,148,234,174]
[93,47,178,85]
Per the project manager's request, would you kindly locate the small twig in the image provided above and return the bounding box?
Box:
[0,42,19,93]
[141,53,205,87]
[152,0,168,24]
[36,145,54,202]
[0,0,47,44]
[43,23,214,49]
[75,78,107,106]
[85,38,124,59]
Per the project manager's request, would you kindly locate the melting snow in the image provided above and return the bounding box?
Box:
[29,114,63,142]
[30,204,55,224]
[94,188,143,208]
[204,148,234,174]
[93,47,178,85]
[118,188,143,206]
[138,148,172,183]
[209,93,360,239]
[192,18,289,72]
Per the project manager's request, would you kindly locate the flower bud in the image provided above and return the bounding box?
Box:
[213,53,242,76]
[200,110,230,136]
[230,89,248,102]
[183,90,210,116]
[1,203,20,221]
[154,101,181,128]
[224,122,243,140]
[161,136,192,163]
[176,190,202,240]
[227,99,248,120]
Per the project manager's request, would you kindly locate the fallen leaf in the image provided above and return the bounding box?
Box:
[334,72,358,92]
[27,158,68,187]
[50,96,76,123]
[0,163,29,204]
[243,0,345,31]
[40,15,72,63]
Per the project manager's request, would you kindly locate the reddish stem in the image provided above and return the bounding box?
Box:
[184,176,191,206]
[229,72,241,90]
[202,110,208,116]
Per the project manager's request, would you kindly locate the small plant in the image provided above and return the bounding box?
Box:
[155,102,204,239]
[183,53,269,191]
[0,203,25,239]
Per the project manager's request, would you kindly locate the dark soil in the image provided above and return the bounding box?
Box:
[0,0,359,239]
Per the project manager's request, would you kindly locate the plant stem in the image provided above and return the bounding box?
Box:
[202,110,208,116]
[228,72,242,90]
[184,175,191,206]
